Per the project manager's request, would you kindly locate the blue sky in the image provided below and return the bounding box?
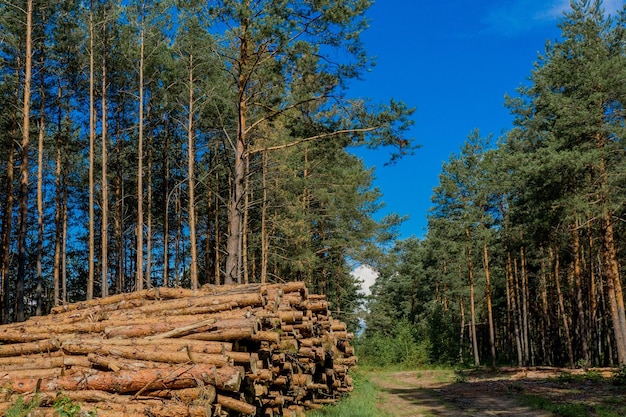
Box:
[349,0,623,240]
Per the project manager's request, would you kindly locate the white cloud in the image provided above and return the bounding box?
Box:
[484,0,624,36]
[351,265,378,296]
[538,0,623,20]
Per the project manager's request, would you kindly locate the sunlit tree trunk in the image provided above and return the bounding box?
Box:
[146,128,153,289]
[458,296,465,362]
[35,60,45,316]
[260,151,269,284]
[163,131,170,287]
[53,109,63,307]
[242,155,250,284]
[87,4,96,300]
[214,171,221,284]
[482,236,496,367]
[101,24,109,297]
[187,55,198,289]
[603,207,626,364]
[466,228,479,366]
[225,15,250,285]
[16,0,34,321]
[136,4,146,291]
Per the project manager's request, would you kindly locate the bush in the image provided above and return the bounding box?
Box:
[427,304,459,365]
[356,320,430,367]
[611,365,626,386]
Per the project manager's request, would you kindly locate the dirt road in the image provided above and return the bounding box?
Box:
[370,370,555,417]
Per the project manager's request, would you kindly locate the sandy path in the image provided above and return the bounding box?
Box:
[369,370,555,417]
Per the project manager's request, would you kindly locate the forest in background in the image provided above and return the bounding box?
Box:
[364,1,626,369]
[0,0,414,324]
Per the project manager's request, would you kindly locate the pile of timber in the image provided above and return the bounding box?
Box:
[0,282,357,417]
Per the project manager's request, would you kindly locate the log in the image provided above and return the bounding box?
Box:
[183,327,255,341]
[252,330,281,343]
[144,386,216,404]
[80,337,232,353]
[0,355,90,371]
[0,338,62,356]
[217,394,257,415]
[105,312,258,339]
[62,340,232,366]
[7,364,242,394]
[131,292,264,316]
[0,351,63,366]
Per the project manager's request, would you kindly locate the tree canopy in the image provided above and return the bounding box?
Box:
[0,0,414,323]
[364,0,626,367]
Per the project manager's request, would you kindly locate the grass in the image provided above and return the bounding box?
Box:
[520,389,626,417]
[520,395,590,417]
[307,371,389,417]
[4,395,41,417]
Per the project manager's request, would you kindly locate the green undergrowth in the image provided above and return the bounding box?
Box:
[4,395,41,417]
[307,371,388,417]
[517,368,626,417]
[5,394,94,417]
[519,394,622,417]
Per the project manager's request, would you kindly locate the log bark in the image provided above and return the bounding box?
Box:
[62,340,232,366]
[6,364,242,394]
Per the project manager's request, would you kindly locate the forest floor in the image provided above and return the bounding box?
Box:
[368,368,626,417]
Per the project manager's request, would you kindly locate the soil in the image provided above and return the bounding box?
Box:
[368,368,626,417]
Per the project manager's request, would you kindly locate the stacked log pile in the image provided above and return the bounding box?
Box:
[0,282,357,416]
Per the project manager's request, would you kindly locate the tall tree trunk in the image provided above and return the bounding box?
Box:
[226,19,250,285]
[87,5,96,300]
[466,228,480,366]
[163,129,170,287]
[136,7,145,292]
[187,55,198,290]
[552,245,574,367]
[482,236,496,367]
[16,0,34,322]
[603,208,626,364]
[62,179,68,304]
[520,246,531,365]
[572,221,589,365]
[507,250,523,366]
[100,10,109,298]
[588,222,600,365]
[146,114,152,289]
[458,296,465,362]
[175,189,182,287]
[1,88,17,322]
[114,127,123,294]
[539,248,551,365]
[35,65,45,316]
[53,109,63,307]
[260,151,269,284]
[214,171,221,284]
[242,155,250,284]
